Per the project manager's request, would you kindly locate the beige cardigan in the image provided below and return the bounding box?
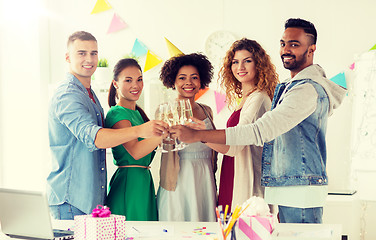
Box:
[224,90,271,210]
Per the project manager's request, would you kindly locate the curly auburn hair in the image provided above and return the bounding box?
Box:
[219,38,279,108]
[160,53,213,89]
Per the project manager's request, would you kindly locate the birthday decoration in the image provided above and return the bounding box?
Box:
[75,206,126,240]
[330,72,347,89]
[91,0,112,14]
[214,90,227,114]
[233,197,276,240]
[349,62,355,70]
[194,88,209,101]
[144,50,163,72]
[131,38,149,57]
[107,13,128,34]
[165,37,184,57]
[91,205,111,218]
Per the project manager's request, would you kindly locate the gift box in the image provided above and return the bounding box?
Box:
[234,215,274,240]
[74,206,126,240]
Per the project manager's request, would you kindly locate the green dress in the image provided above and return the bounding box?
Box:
[105,105,157,221]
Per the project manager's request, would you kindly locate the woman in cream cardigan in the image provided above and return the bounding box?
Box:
[191,38,278,212]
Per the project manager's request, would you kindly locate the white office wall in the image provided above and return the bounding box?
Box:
[0,0,50,190]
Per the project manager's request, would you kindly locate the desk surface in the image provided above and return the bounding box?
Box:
[0,220,342,240]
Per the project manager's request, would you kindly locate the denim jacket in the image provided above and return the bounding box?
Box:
[261,79,329,187]
[225,65,346,187]
[47,73,106,214]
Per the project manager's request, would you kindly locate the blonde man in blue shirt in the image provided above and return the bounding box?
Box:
[47,31,168,220]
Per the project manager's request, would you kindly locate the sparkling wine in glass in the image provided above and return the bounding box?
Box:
[166,101,180,151]
[154,103,167,153]
[184,99,193,121]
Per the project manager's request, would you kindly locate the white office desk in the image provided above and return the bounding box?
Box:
[0,220,342,240]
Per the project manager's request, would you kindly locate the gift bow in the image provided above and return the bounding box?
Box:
[91,205,111,218]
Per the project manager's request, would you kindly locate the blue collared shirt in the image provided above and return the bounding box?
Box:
[47,73,106,214]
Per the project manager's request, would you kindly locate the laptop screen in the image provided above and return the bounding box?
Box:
[0,188,56,239]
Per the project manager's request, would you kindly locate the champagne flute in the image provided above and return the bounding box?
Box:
[154,103,168,153]
[175,99,194,150]
[184,99,193,121]
[165,101,180,151]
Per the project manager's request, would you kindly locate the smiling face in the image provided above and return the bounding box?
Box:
[66,39,98,86]
[174,65,201,99]
[113,66,143,108]
[280,27,316,78]
[231,49,257,87]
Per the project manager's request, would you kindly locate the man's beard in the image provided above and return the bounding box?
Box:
[281,49,308,71]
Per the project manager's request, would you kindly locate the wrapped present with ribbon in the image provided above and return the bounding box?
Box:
[74,205,126,240]
[235,215,274,240]
[234,197,276,240]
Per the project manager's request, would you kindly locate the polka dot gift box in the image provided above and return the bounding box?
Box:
[74,205,126,240]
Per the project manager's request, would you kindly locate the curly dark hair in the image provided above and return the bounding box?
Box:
[160,53,213,89]
[219,38,279,108]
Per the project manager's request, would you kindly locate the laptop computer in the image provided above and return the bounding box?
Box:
[0,188,74,240]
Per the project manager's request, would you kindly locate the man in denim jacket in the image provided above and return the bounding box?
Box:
[171,19,347,223]
[47,31,168,220]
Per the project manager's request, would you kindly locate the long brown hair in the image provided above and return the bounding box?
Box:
[108,58,150,122]
[219,38,279,109]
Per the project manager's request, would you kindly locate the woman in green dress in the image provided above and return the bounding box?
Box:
[105,58,165,220]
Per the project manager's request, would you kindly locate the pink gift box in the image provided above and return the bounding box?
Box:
[235,215,274,240]
[74,214,126,240]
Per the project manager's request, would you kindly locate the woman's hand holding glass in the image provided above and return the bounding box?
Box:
[154,99,194,152]
[184,116,207,130]
[174,99,194,150]
[155,102,180,152]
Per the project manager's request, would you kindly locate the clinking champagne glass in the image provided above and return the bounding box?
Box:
[154,103,168,153]
[165,101,180,151]
[184,99,193,122]
[175,99,194,150]
[176,99,190,150]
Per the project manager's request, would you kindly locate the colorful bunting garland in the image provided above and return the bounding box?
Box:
[330,72,347,89]
[214,91,227,114]
[194,88,209,101]
[92,2,376,113]
[144,50,163,72]
[349,62,355,70]
[131,39,149,57]
[91,0,112,14]
[107,13,128,34]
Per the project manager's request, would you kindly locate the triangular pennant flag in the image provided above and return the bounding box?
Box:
[107,13,128,34]
[194,87,209,101]
[164,37,184,57]
[91,0,112,14]
[236,97,242,106]
[370,44,376,51]
[131,39,148,57]
[349,62,355,70]
[330,72,347,89]
[144,50,163,72]
[214,90,227,114]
